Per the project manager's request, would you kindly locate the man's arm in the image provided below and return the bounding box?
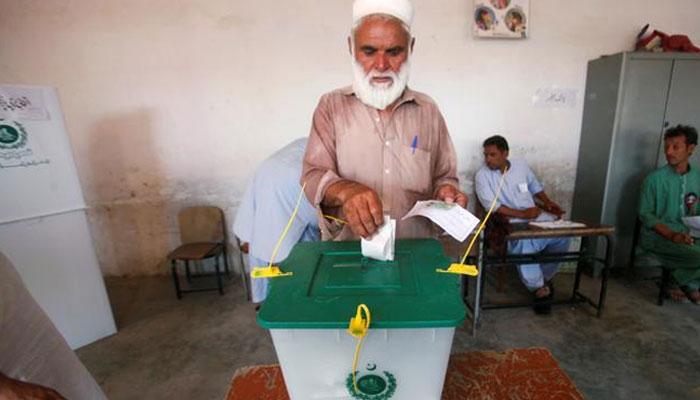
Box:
[533,191,564,218]
[0,372,66,400]
[638,174,692,245]
[323,180,383,238]
[431,111,468,207]
[496,205,541,220]
[652,223,693,244]
[301,95,384,238]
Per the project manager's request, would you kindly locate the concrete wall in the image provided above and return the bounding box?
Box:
[2,0,699,276]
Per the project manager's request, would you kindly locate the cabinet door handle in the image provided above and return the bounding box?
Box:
[664,121,669,127]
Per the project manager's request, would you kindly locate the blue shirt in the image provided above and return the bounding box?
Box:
[233,138,320,262]
[474,159,548,223]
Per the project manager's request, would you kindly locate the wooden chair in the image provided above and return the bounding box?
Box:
[474,200,510,293]
[167,206,230,299]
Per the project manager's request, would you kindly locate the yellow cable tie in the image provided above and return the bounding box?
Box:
[348,304,371,394]
[250,266,293,279]
[250,182,307,279]
[436,166,509,276]
[317,213,347,225]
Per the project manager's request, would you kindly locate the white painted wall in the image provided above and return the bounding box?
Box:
[2,0,699,275]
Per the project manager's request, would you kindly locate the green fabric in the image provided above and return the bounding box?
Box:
[257,239,466,329]
[638,164,700,290]
[638,238,700,290]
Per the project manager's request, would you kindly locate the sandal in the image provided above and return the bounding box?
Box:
[682,286,700,305]
[533,285,552,315]
[665,287,688,303]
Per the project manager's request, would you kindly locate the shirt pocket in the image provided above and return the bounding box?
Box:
[397,144,432,194]
[516,181,531,200]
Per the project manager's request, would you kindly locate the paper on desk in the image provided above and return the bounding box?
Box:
[682,216,700,237]
[529,220,586,229]
[361,216,396,261]
[402,200,479,242]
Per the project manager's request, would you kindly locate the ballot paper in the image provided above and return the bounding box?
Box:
[682,216,700,237]
[402,200,480,242]
[529,220,586,229]
[361,216,396,261]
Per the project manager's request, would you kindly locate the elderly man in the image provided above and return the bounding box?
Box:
[234,138,320,304]
[475,135,568,314]
[639,125,700,304]
[302,0,467,241]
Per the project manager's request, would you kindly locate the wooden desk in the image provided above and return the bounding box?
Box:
[466,223,615,336]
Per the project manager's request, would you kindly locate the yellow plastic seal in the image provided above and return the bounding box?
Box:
[348,304,371,394]
[436,263,479,276]
[250,266,293,279]
[348,304,371,338]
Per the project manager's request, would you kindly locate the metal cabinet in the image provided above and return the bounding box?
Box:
[572,52,700,268]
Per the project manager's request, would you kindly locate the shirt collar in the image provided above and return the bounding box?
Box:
[666,163,693,176]
[340,85,422,107]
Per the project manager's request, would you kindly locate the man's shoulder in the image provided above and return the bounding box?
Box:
[644,165,671,184]
[312,86,357,112]
[318,86,353,101]
[508,159,532,172]
[403,88,440,109]
[690,164,700,179]
[474,165,492,182]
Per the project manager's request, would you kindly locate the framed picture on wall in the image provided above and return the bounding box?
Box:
[474,0,529,39]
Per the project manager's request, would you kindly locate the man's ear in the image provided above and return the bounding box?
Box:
[504,150,510,159]
[689,144,696,155]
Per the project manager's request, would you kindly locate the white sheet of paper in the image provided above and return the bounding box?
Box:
[402,200,479,242]
[532,88,578,109]
[529,220,586,229]
[361,216,396,261]
[682,216,700,237]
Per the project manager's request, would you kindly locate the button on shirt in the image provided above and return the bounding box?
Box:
[302,86,459,240]
[474,159,547,223]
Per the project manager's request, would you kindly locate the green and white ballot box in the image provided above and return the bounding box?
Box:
[258,238,466,400]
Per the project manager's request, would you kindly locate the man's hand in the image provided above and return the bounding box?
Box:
[324,180,384,238]
[540,200,564,218]
[0,373,66,400]
[520,207,542,220]
[670,232,694,245]
[435,184,468,208]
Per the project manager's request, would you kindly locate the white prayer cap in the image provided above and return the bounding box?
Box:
[353,0,414,28]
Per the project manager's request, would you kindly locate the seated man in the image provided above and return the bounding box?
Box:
[474,135,568,313]
[233,138,320,305]
[638,125,700,304]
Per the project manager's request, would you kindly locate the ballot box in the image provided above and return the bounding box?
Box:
[257,239,466,400]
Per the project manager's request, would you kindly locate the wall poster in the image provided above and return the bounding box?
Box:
[474,0,529,39]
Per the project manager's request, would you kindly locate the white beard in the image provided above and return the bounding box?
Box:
[351,57,411,110]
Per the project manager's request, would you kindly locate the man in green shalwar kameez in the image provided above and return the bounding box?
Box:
[639,125,700,304]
